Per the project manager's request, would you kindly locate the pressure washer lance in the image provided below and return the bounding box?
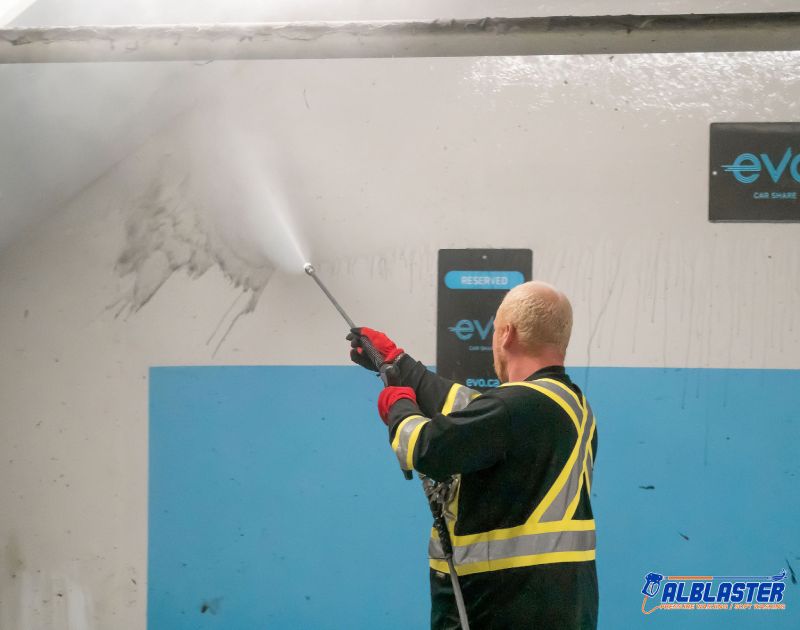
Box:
[304,262,471,629]
[303,263,399,387]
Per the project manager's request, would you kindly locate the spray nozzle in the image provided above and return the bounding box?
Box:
[303,262,315,276]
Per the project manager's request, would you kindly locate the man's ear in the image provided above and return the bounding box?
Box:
[501,322,516,349]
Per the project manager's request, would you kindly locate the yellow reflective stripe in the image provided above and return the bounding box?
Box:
[391,415,429,471]
[404,418,428,470]
[585,419,596,492]
[583,413,595,497]
[563,424,594,520]
[450,518,595,546]
[563,474,584,521]
[444,475,461,539]
[441,384,480,415]
[562,405,594,521]
[430,549,596,576]
[390,415,417,451]
[441,384,460,415]
[501,381,580,433]
[429,558,450,573]
[582,458,591,494]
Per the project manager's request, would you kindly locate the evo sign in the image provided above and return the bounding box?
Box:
[437,249,532,392]
[710,123,800,221]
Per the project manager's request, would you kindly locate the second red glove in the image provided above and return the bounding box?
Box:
[377,386,417,425]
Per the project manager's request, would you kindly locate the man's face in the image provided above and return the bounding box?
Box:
[492,313,508,383]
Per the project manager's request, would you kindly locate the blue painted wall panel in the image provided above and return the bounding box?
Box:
[149,367,799,629]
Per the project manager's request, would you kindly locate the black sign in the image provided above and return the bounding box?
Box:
[437,249,532,391]
[710,122,800,222]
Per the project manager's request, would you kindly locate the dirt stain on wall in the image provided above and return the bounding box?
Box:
[113,171,275,354]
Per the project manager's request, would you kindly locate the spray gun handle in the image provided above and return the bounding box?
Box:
[359,337,402,388]
[359,337,386,374]
[379,361,401,387]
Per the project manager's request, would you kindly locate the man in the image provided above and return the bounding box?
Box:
[348,281,598,629]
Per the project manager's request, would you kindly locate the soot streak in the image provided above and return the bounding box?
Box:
[113,174,274,355]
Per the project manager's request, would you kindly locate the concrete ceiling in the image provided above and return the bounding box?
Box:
[0,0,796,253]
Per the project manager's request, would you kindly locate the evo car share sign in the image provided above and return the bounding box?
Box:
[437,249,532,392]
[710,122,800,222]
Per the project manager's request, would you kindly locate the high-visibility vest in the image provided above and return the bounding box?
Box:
[420,379,597,577]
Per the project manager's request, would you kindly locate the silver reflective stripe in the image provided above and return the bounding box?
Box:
[393,415,429,470]
[529,379,584,423]
[429,532,445,559]
[452,529,596,566]
[540,404,596,522]
[447,385,479,414]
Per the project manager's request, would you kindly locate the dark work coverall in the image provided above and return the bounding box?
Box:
[387,354,599,630]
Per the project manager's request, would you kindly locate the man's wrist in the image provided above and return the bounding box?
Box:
[394,353,421,384]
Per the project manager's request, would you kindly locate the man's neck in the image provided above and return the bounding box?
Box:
[505,353,564,383]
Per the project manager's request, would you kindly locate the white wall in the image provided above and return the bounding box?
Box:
[1,50,799,629]
[5,0,800,248]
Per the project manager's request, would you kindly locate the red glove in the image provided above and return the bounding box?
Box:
[377,386,417,425]
[347,327,404,371]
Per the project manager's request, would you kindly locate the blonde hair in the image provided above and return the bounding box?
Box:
[497,281,573,355]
